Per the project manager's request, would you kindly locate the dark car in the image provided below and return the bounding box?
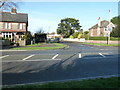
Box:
[51,37,60,43]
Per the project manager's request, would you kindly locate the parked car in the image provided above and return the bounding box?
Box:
[51,37,60,43]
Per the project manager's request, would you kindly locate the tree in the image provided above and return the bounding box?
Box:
[84,31,89,35]
[23,31,32,40]
[110,26,120,37]
[57,18,82,38]
[110,16,120,37]
[0,0,19,10]
[111,16,120,26]
[35,28,44,35]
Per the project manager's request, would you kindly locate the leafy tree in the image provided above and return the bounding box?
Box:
[111,16,120,26]
[110,16,120,37]
[0,0,19,10]
[57,18,82,38]
[23,31,32,40]
[110,26,120,37]
[35,28,44,35]
[84,31,89,35]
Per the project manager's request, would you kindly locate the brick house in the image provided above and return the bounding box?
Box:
[0,8,28,43]
[89,18,116,37]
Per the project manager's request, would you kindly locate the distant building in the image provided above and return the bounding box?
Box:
[0,8,28,43]
[89,17,116,37]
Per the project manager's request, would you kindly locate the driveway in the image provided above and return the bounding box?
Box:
[2,41,119,85]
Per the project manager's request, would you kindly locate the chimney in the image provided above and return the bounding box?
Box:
[98,17,101,27]
[11,7,17,14]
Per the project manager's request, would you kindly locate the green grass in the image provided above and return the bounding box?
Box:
[26,43,42,46]
[11,43,67,50]
[81,42,120,46]
[3,77,119,89]
[53,43,67,47]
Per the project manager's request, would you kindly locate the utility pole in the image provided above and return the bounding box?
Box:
[107,9,112,44]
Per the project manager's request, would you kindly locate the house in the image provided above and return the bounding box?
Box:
[89,17,116,37]
[0,8,28,44]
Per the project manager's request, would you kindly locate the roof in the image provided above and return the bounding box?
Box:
[0,12,28,23]
[89,20,109,30]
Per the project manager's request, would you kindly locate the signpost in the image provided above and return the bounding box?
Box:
[106,26,112,44]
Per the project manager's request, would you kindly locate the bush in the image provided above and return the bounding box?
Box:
[84,34,89,40]
[89,36,107,40]
[81,34,85,38]
[69,35,74,38]
[73,32,79,38]
[77,33,82,39]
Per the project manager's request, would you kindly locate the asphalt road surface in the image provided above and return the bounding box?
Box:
[2,41,119,85]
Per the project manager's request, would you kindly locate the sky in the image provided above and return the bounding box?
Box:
[16,2,118,34]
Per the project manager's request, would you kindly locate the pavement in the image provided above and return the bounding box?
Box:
[1,41,119,85]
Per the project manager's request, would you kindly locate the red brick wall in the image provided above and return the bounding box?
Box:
[92,29,97,36]
[100,28,104,36]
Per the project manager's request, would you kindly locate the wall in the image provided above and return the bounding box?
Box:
[18,40,26,46]
[0,40,11,46]
[0,22,26,32]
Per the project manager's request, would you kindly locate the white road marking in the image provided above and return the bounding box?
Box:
[99,53,106,57]
[22,55,35,60]
[0,55,9,59]
[79,53,82,58]
[2,59,61,62]
[52,54,59,59]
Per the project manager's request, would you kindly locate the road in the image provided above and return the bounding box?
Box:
[2,42,119,85]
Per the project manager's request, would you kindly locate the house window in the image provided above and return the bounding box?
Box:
[18,23,23,29]
[4,23,11,29]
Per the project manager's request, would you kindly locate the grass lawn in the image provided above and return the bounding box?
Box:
[11,43,67,50]
[81,42,120,46]
[3,77,119,89]
[26,43,42,46]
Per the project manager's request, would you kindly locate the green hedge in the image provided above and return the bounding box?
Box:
[88,36,120,41]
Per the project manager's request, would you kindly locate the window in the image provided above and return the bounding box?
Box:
[18,23,23,29]
[4,23,11,29]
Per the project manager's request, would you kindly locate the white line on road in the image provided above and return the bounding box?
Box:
[99,53,106,57]
[79,53,82,58]
[2,59,62,62]
[22,55,35,60]
[0,55,9,59]
[52,54,59,59]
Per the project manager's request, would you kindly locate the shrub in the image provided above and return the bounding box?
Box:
[69,35,74,38]
[81,34,85,38]
[77,33,82,39]
[89,36,107,40]
[73,32,80,38]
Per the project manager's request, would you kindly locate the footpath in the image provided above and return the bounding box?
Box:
[63,38,119,44]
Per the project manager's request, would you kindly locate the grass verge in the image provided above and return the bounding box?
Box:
[81,42,120,46]
[11,43,67,50]
[3,77,119,89]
